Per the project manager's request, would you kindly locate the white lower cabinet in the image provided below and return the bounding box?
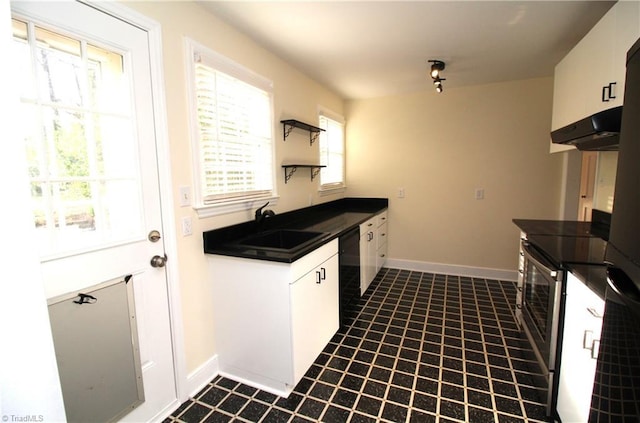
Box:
[208,239,339,397]
[556,272,605,422]
[360,210,389,295]
[290,252,339,384]
[360,216,377,295]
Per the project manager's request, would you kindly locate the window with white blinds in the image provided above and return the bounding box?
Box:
[187,39,275,212]
[319,113,345,189]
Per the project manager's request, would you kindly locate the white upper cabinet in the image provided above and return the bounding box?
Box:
[550,2,640,153]
[613,1,640,99]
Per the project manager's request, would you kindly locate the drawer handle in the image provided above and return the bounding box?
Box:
[583,330,593,349]
[320,267,326,281]
[587,307,602,318]
[73,293,97,305]
[602,85,610,102]
[590,339,600,360]
[316,271,321,284]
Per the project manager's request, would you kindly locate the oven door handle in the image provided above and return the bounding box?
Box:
[521,241,559,279]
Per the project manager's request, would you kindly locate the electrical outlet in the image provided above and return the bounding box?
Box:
[398,188,405,198]
[475,188,485,200]
[181,216,193,236]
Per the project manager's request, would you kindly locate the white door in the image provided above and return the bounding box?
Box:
[11,2,176,421]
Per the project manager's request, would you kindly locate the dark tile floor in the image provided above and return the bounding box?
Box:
[168,268,549,423]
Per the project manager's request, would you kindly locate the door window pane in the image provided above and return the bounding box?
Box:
[34,26,83,106]
[14,19,143,258]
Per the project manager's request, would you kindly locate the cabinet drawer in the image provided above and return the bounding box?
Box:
[376,242,387,271]
[377,222,388,249]
[360,217,375,234]
[290,239,339,282]
[376,211,388,227]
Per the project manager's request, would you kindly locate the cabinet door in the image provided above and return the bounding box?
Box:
[551,45,589,133]
[612,1,640,106]
[367,227,377,280]
[360,218,376,295]
[290,253,339,384]
[556,273,605,422]
[582,9,616,117]
[550,3,634,153]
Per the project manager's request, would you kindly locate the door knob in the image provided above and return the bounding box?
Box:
[150,254,168,268]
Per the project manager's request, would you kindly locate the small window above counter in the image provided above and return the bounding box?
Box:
[281,119,325,145]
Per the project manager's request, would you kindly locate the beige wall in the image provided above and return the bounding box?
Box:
[345,77,564,271]
[123,1,565,378]
[126,2,344,374]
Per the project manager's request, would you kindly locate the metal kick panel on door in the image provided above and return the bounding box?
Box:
[47,276,144,422]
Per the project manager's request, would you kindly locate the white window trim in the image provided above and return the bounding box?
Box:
[318,107,346,194]
[184,37,278,218]
[319,185,346,196]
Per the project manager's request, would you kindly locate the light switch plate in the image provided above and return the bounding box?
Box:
[179,186,191,207]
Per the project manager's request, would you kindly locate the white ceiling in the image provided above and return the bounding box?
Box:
[198,1,615,100]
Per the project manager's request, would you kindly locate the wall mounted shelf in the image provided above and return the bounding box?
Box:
[281,119,325,145]
[282,164,326,184]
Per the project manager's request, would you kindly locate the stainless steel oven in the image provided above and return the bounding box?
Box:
[518,239,564,415]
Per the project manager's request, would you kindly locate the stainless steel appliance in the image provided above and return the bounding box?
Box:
[592,35,640,421]
[550,106,623,151]
[520,233,609,416]
[519,239,564,415]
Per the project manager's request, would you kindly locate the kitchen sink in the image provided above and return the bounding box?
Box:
[236,229,328,251]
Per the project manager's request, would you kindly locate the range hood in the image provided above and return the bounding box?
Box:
[551,106,623,151]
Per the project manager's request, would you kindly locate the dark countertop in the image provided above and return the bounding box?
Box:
[512,219,595,237]
[513,210,611,239]
[526,234,608,268]
[203,197,388,263]
[513,217,611,303]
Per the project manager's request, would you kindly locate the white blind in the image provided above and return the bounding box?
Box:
[194,56,273,203]
[319,114,345,188]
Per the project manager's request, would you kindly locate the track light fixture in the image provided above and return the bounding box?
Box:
[428,60,446,93]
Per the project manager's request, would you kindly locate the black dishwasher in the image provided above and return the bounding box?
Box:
[339,227,360,327]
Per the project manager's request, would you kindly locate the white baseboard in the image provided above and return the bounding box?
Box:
[385,258,518,282]
[218,368,292,398]
[184,354,220,400]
